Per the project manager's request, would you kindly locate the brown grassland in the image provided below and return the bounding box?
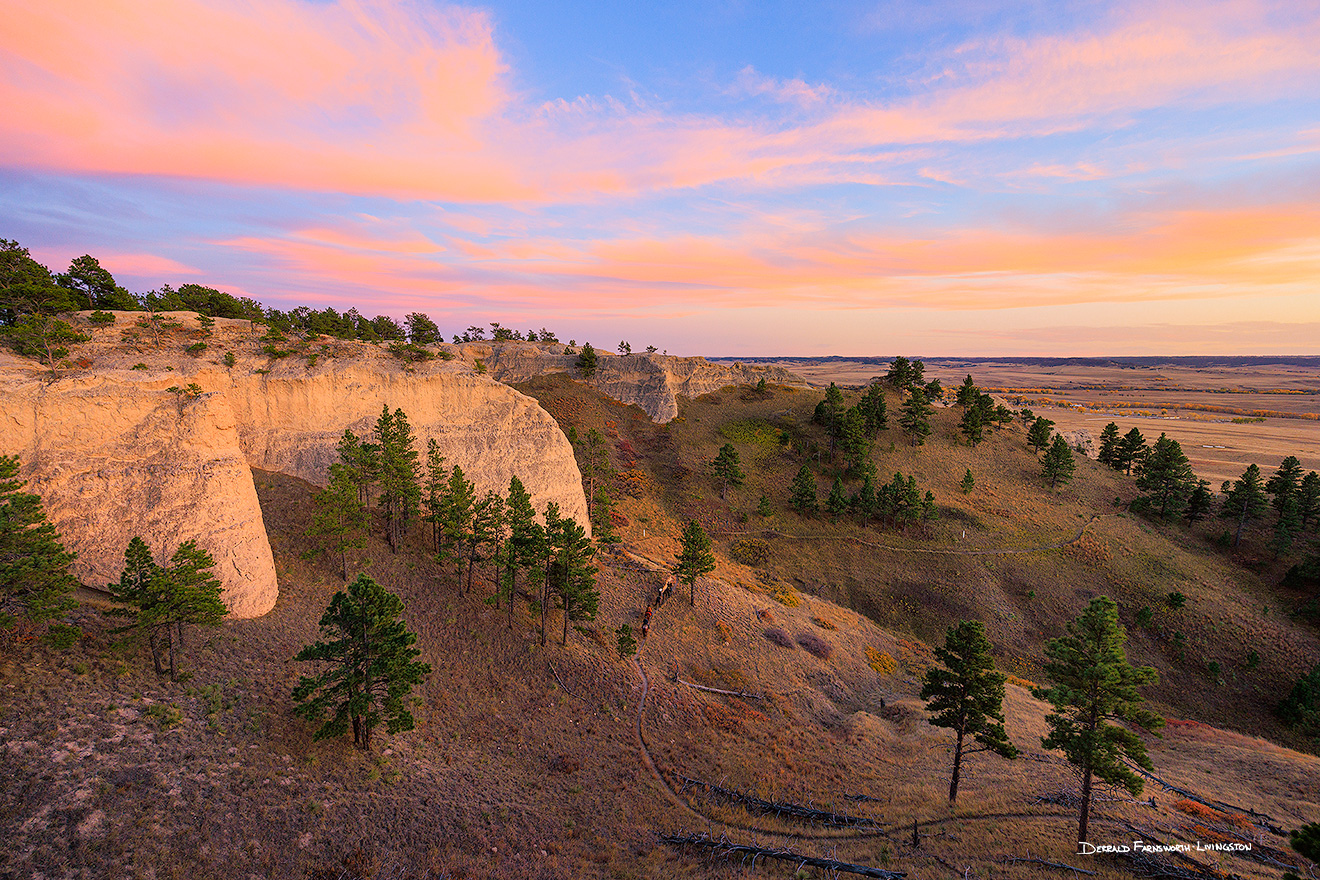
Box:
[2,368,1319,880]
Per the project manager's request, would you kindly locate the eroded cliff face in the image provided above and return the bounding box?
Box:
[460,342,802,422]
[0,316,587,619]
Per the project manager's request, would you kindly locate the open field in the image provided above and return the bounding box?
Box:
[4,369,1320,879]
[719,357,1320,488]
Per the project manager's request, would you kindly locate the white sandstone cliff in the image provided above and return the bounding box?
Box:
[0,314,587,619]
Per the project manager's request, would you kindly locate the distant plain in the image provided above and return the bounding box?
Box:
[719,357,1320,488]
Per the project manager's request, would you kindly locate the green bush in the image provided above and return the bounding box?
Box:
[730,538,769,566]
[89,310,116,325]
[1166,591,1186,609]
[185,342,207,356]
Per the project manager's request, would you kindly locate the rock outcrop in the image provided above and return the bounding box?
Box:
[0,315,587,619]
[456,342,802,423]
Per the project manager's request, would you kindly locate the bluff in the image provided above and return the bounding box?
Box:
[0,314,587,619]
[453,342,803,423]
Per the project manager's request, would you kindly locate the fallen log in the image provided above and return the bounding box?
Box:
[661,831,905,878]
[677,774,879,828]
[677,678,764,700]
[1124,762,1285,835]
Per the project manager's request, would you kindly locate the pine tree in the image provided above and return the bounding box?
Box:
[959,405,984,446]
[0,455,78,634]
[375,406,421,552]
[1034,597,1163,849]
[1277,663,1320,738]
[675,520,715,606]
[292,574,431,752]
[838,406,872,473]
[920,620,1018,802]
[1135,434,1196,518]
[710,443,745,500]
[1267,456,1305,518]
[860,383,888,435]
[551,514,598,645]
[575,342,597,378]
[107,538,227,681]
[956,375,979,408]
[1183,479,1213,524]
[885,355,912,389]
[826,476,848,520]
[960,469,975,494]
[308,463,369,580]
[1042,434,1077,489]
[899,388,933,446]
[756,494,773,517]
[789,465,818,515]
[1221,464,1270,547]
[1298,471,1320,529]
[1117,427,1147,475]
[441,465,476,586]
[503,476,544,629]
[1273,494,1302,559]
[336,428,379,510]
[1027,416,1055,456]
[470,490,505,597]
[1096,423,1121,468]
[421,439,448,553]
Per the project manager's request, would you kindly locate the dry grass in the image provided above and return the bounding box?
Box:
[2,367,1318,879]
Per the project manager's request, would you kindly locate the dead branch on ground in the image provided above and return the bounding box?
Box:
[661,831,905,878]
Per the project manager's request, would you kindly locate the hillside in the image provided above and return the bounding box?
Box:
[2,366,1319,880]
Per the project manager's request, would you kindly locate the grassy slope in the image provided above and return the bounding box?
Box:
[1,370,1317,880]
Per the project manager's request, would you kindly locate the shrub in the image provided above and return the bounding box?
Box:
[1166,591,1187,609]
[185,341,207,356]
[1135,606,1154,627]
[866,646,898,675]
[223,351,236,368]
[796,631,833,660]
[810,616,836,630]
[763,627,794,649]
[1278,663,1320,737]
[437,349,455,361]
[730,538,770,566]
[89,310,116,325]
[387,341,434,363]
[771,586,800,607]
[131,363,147,370]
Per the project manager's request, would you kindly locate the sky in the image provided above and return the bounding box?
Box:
[2,0,1319,356]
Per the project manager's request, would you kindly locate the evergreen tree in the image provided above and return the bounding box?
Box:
[710,443,745,500]
[107,538,227,681]
[675,520,716,606]
[0,239,78,325]
[1183,479,1213,525]
[956,375,979,408]
[441,465,476,585]
[812,384,846,458]
[1278,664,1320,738]
[375,406,421,552]
[853,472,877,521]
[838,406,873,473]
[591,481,620,544]
[960,469,975,494]
[1221,464,1270,547]
[1298,471,1320,529]
[1117,427,1147,475]
[616,623,637,658]
[1096,422,1121,468]
[1027,416,1055,456]
[292,574,431,752]
[580,428,610,522]
[920,621,1018,802]
[860,383,888,435]
[308,463,369,580]
[1034,597,1163,849]
[1042,433,1077,489]
[1135,434,1196,519]
[925,377,944,403]
[1019,408,1035,426]
[337,428,379,510]
[1267,456,1305,518]
[551,514,599,645]
[789,465,818,515]
[756,494,773,517]
[575,342,597,378]
[899,388,933,446]
[6,313,89,371]
[826,476,848,520]
[421,439,449,553]
[470,490,505,596]
[503,476,543,629]
[959,405,984,446]
[1272,494,1302,559]
[885,355,913,389]
[0,455,78,634]
[404,312,440,345]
